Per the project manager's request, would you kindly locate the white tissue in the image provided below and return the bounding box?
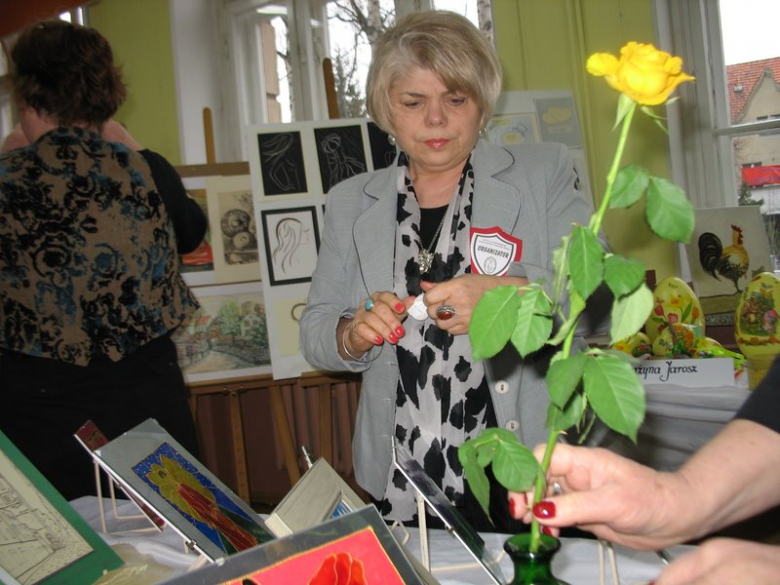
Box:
[408,295,428,320]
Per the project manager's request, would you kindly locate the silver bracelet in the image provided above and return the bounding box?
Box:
[341,321,364,361]
[341,320,380,362]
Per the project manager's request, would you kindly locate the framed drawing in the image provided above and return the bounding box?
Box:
[392,439,506,585]
[312,120,369,192]
[205,174,261,284]
[265,458,366,537]
[161,506,423,585]
[0,431,124,584]
[684,206,773,322]
[172,282,271,383]
[93,418,274,562]
[260,205,321,286]
[247,125,317,201]
[367,120,397,170]
[175,162,251,287]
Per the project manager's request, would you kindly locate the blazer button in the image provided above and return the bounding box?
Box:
[505,420,519,431]
[495,380,509,394]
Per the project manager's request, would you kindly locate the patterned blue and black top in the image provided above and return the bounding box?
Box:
[0,126,205,366]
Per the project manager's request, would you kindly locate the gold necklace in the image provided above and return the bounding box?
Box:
[417,212,448,274]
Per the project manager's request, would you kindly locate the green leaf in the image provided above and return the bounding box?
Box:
[510,288,553,357]
[604,254,646,297]
[459,445,492,519]
[569,227,604,299]
[492,439,540,492]
[551,234,570,304]
[583,356,646,441]
[548,289,586,346]
[610,283,654,344]
[610,165,650,209]
[547,352,587,408]
[646,177,695,243]
[546,392,586,433]
[469,286,522,360]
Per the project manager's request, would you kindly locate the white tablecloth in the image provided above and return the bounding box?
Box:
[602,382,751,470]
[72,496,690,584]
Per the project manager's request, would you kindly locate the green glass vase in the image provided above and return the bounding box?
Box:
[504,533,571,585]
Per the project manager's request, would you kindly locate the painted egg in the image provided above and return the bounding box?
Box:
[734,272,780,358]
[645,276,705,342]
[651,322,704,358]
[611,331,653,358]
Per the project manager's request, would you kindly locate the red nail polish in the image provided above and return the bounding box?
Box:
[374,336,383,344]
[395,326,405,337]
[508,497,516,517]
[541,525,553,536]
[533,501,556,519]
[394,303,404,312]
[388,333,398,343]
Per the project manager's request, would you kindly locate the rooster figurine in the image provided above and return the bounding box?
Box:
[698,224,750,293]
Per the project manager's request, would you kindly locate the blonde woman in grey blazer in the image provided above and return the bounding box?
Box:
[300,11,602,531]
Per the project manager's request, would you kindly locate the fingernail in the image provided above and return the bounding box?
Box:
[541,525,553,536]
[395,326,405,337]
[394,303,405,312]
[374,336,383,345]
[508,496,516,517]
[388,333,398,343]
[533,501,556,519]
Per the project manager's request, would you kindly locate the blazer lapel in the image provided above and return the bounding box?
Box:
[354,167,397,292]
[472,140,524,234]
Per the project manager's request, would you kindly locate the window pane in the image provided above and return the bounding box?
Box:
[719,0,780,268]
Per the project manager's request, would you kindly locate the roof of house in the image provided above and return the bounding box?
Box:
[726,57,780,123]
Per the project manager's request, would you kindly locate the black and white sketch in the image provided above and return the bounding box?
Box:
[367,121,397,170]
[257,131,308,196]
[313,124,367,192]
[261,206,320,285]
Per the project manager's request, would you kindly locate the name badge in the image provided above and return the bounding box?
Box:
[470,227,522,276]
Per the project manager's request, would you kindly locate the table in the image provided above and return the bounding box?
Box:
[602,381,751,470]
[72,496,688,584]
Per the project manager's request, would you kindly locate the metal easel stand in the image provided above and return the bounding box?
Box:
[92,459,161,535]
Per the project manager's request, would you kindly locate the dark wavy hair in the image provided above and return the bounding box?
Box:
[10,20,126,126]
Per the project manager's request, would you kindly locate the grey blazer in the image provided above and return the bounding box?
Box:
[300,138,599,499]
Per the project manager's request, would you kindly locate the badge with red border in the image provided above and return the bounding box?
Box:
[469,227,522,275]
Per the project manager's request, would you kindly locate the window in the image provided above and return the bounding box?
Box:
[657,0,780,267]
[221,0,489,161]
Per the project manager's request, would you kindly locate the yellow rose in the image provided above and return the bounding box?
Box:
[587,42,695,105]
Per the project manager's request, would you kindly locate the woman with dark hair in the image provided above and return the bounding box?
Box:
[0,20,207,500]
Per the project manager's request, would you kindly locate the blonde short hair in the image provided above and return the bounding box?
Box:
[366,11,503,134]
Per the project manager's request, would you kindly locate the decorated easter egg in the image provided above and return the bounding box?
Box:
[651,322,704,358]
[735,272,780,358]
[645,276,705,342]
[611,331,653,358]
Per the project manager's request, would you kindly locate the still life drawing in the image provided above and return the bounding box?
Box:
[173,283,271,382]
[133,442,273,556]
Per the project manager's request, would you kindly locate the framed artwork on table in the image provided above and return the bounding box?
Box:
[161,505,423,585]
[172,281,271,383]
[260,205,321,286]
[0,431,124,584]
[92,418,275,562]
[264,458,366,537]
[392,438,506,585]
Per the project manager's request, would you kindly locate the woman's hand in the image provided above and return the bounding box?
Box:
[420,274,528,335]
[506,443,688,551]
[339,292,413,360]
[655,538,780,585]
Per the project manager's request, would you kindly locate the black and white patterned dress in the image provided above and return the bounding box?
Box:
[379,152,494,522]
